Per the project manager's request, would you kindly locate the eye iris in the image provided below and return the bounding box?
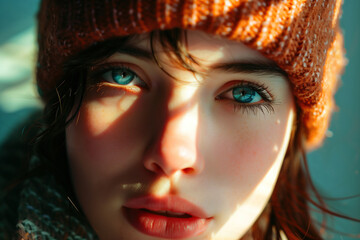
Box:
[112,69,134,85]
[233,87,256,103]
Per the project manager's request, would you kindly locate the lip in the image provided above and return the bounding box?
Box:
[123,195,212,239]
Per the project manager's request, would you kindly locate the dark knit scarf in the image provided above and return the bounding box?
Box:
[15,159,98,240]
[0,111,98,239]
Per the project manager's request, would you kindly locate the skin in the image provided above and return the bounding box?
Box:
[66,30,295,240]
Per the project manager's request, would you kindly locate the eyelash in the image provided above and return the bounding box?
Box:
[88,63,275,115]
[233,102,275,115]
[216,82,275,115]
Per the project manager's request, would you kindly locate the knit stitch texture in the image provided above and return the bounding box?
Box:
[16,171,98,240]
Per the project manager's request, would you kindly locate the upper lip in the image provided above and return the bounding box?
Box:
[123,195,210,219]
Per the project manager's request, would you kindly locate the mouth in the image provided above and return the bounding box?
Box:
[123,195,212,239]
[141,208,193,218]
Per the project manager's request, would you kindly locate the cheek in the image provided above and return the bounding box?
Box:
[67,100,132,167]
[67,88,146,159]
[226,119,286,173]
[77,88,138,136]
[65,91,155,231]
[196,105,294,238]
[65,92,151,192]
[199,104,295,199]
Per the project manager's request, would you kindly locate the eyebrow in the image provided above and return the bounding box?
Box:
[116,45,153,60]
[210,60,288,79]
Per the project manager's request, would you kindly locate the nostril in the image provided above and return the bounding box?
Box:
[182,168,195,174]
[143,154,200,176]
[148,162,165,174]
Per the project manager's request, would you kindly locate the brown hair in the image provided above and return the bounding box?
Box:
[32,28,354,239]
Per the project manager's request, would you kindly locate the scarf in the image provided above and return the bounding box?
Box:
[16,166,98,240]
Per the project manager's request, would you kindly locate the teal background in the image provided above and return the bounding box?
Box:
[308,1,360,238]
[0,0,359,238]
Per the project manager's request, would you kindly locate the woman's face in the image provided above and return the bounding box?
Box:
[66,30,295,240]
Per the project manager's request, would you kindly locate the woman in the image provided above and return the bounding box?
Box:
[1,0,354,239]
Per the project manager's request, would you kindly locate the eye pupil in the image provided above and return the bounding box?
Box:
[233,87,256,103]
[112,69,134,85]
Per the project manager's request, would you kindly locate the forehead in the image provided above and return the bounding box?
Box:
[132,30,272,65]
[186,30,269,63]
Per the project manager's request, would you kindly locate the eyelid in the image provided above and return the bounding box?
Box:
[215,80,273,102]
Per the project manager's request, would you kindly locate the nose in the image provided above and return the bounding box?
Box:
[143,87,203,176]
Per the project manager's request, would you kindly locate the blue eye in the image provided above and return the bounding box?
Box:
[216,82,274,114]
[95,65,147,88]
[112,69,135,85]
[232,86,262,103]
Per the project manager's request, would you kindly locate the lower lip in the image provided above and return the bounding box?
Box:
[123,208,210,239]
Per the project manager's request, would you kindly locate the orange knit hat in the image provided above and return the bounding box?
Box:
[36,0,345,149]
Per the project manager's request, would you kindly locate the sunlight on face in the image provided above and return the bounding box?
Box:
[211,110,294,239]
[83,85,138,136]
[66,30,295,240]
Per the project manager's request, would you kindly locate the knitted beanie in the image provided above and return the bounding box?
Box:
[36,0,345,149]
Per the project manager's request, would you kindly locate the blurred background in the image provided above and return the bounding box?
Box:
[0,0,359,238]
